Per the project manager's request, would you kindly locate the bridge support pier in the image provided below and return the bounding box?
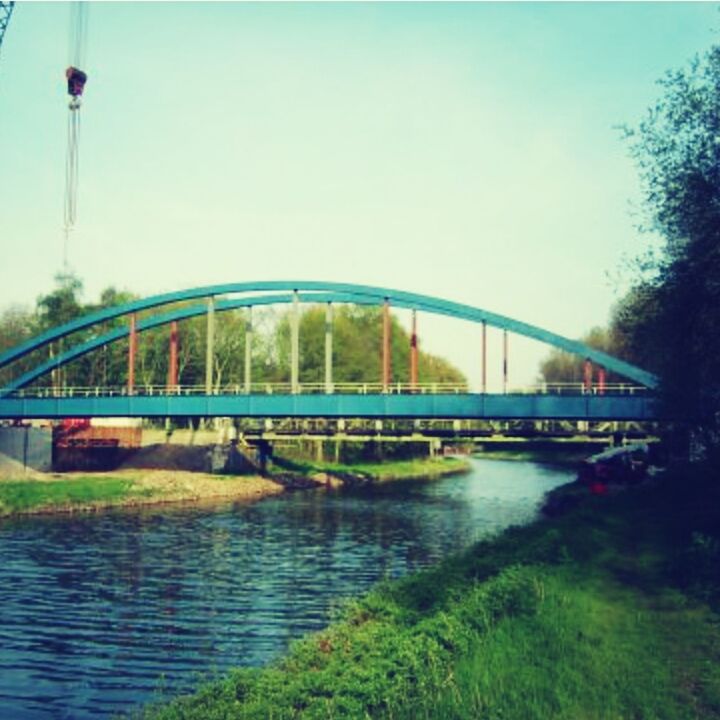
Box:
[325,302,333,394]
[206,297,215,395]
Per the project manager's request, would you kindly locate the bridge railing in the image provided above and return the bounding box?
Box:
[5,382,649,399]
[512,383,648,396]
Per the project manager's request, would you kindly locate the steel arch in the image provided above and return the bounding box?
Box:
[0,281,658,390]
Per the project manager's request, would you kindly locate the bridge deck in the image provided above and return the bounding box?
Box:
[0,393,657,421]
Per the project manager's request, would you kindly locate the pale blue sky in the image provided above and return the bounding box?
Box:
[0,2,718,388]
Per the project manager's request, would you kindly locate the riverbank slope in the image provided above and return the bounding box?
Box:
[0,469,284,517]
[270,455,470,486]
[138,461,720,719]
[0,453,469,517]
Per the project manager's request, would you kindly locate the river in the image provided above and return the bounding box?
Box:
[0,458,572,720]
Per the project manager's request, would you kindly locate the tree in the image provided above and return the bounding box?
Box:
[624,44,720,439]
[607,283,661,375]
[35,271,86,388]
[270,305,466,387]
[0,305,37,387]
[36,271,84,330]
[88,286,139,388]
[212,310,247,391]
[538,327,615,385]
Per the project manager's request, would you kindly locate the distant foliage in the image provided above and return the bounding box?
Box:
[0,272,140,389]
[294,306,466,386]
[622,44,720,441]
[606,283,662,376]
[538,326,616,384]
[537,295,663,386]
[540,44,720,445]
[0,305,36,387]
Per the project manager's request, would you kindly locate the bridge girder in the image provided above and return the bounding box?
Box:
[0,393,657,421]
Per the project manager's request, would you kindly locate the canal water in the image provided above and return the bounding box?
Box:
[0,458,572,720]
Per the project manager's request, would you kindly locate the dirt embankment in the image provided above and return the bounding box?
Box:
[0,445,288,516]
[113,468,284,505]
[116,445,285,503]
[0,453,47,481]
[0,446,467,517]
[119,444,215,472]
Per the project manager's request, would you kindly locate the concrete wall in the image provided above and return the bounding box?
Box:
[0,426,53,472]
[141,428,225,447]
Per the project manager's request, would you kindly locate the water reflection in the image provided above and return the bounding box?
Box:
[0,458,571,720]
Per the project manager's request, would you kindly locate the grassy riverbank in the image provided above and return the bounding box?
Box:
[271,454,470,484]
[0,470,284,517]
[0,456,468,517]
[137,461,720,720]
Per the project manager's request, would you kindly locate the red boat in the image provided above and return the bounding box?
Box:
[579,443,650,487]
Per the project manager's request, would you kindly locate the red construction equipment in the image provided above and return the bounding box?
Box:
[65,65,87,97]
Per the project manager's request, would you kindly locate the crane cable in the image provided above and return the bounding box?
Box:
[62,2,88,271]
[64,97,81,236]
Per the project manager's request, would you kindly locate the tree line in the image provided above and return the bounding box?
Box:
[0,274,466,391]
[540,43,720,451]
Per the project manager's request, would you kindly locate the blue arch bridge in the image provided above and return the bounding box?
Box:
[0,281,658,423]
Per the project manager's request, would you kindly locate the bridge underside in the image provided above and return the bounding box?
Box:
[0,393,657,421]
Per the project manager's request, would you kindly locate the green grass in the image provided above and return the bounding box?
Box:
[0,476,149,515]
[271,455,469,482]
[136,461,720,720]
[394,572,720,720]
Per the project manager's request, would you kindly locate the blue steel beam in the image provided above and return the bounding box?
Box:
[0,281,659,388]
[0,393,658,421]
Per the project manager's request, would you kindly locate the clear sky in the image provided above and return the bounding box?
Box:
[0,1,718,389]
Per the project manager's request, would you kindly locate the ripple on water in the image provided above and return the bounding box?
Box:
[0,459,572,720]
